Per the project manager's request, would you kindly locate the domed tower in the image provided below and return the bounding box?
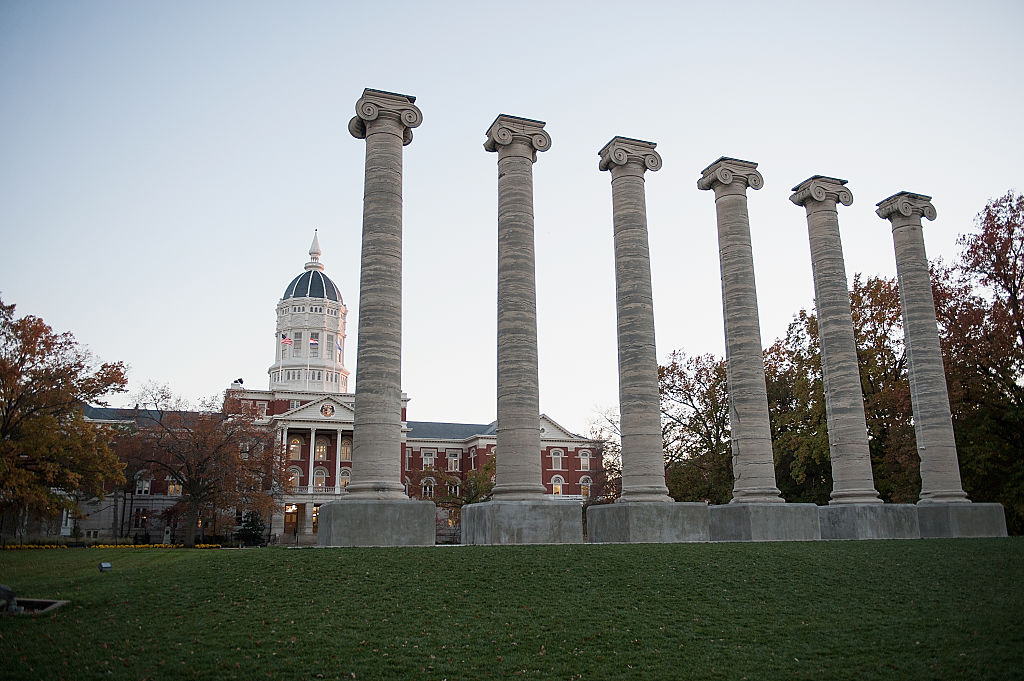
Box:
[269,231,349,393]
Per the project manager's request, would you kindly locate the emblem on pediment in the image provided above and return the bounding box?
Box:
[320,404,335,417]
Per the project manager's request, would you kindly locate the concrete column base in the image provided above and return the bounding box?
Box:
[819,503,920,540]
[587,502,710,543]
[317,499,436,547]
[462,500,583,545]
[917,502,1007,538]
[710,503,820,542]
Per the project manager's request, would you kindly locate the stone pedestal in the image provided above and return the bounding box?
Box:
[876,192,969,504]
[709,503,820,542]
[917,502,1007,538]
[598,136,673,503]
[317,499,435,547]
[698,158,783,504]
[462,500,582,545]
[818,504,920,540]
[587,502,710,543]
[791,177,880,504]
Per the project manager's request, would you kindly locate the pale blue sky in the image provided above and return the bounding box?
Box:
[2,1,1022,434]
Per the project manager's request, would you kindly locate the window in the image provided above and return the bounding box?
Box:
[580,476,593,498]
[310,332,320,358]
[579,450,591,472]
[315,436,330,460]
[447,481,460,497]
[289,437,303,460]
[405,448,412,471]
[550,449,565,471]
[133,508,149,529]
[339,469,350,489]
[294,332,303,357]
[551,475,564,495]
[239,443,250,460]
[312,505,320,533]
[167,480,182,496]
[135,477,151,495]
[446,449,461,472]
[421,448,436,469]
[326,334,334,358]
[340,437,352,462]
[288,467,302,487]
[313,468,327,492]
[290,399,300,409]
[422,477,435,499]
[469,448,476,470]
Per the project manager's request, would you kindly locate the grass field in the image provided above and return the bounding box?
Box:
[1,539,1021,681]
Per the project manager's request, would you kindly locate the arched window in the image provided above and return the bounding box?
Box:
[339,469,350,489]
[315,437,330,460]
[579,450,592,471]
[340,437,352,462]
[580,476,593,498]
[313,468,328,492]
[550,449,565,470]
[287,467,303,487]
[447,481,460,497]
[422,477,435,499]
[288,437,303,460]
[551,475,565,495]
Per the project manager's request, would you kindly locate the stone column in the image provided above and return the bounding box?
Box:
[485,114,551,500]
[697,158,783,504]
[790,176,880,504]
[318,88,434,547]
[461,115,582,544]
[334,429,342,494]
[876,192,969,504]
[347,88,422,499]
[598,137,672,503]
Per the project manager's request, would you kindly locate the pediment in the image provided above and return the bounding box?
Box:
[539,414,581,441]
[281,396,354,423]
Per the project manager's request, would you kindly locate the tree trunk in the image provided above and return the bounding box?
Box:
[184,502,199,548]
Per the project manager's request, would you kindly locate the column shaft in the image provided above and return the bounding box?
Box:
[486,115,551,500]
[791,177,879,503]
[347,90,422,499]
[599,137,671,502]
[877,192,969,503]
[308,426,317,490]
[698,158,782,503]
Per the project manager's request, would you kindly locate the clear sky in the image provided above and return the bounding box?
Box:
[2,1,1022,435]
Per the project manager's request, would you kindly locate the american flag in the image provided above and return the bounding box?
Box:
[281,334,293,346]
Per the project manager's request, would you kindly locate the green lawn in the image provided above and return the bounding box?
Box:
[1,539,1021,681]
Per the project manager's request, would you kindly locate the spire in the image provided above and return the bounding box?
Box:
[305,229,325,272]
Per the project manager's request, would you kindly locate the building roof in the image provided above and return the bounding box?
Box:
[282,269,342,303]
[406,421,497,439]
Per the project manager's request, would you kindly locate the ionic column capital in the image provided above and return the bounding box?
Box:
[790,175,854,209]
[348,88,423,145]
[598,136,662,178]
[484,114,551,162]
[697,157,764,195]
[875,191,937,224]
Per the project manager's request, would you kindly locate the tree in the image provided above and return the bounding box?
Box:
[125,384,289,547]
[585,409,622,504]
[658,352,732,504]
[0,297,127,540]
[234,510,267,546]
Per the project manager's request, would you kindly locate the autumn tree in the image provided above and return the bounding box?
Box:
[585,409,622,504]
[0,297,127,540]
[658,352,732,504]
[125,384,289,547]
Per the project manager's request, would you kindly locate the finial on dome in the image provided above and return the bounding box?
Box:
[305,229,325,272]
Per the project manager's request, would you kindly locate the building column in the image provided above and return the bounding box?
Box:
[347,89,422,499]
[790,176,880,504]
[698,158,783,504]
[486,114,551,500]
[308,426,317,492]
[598,137,671,503]
[334,429,342,494]
[876,192,969,504]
